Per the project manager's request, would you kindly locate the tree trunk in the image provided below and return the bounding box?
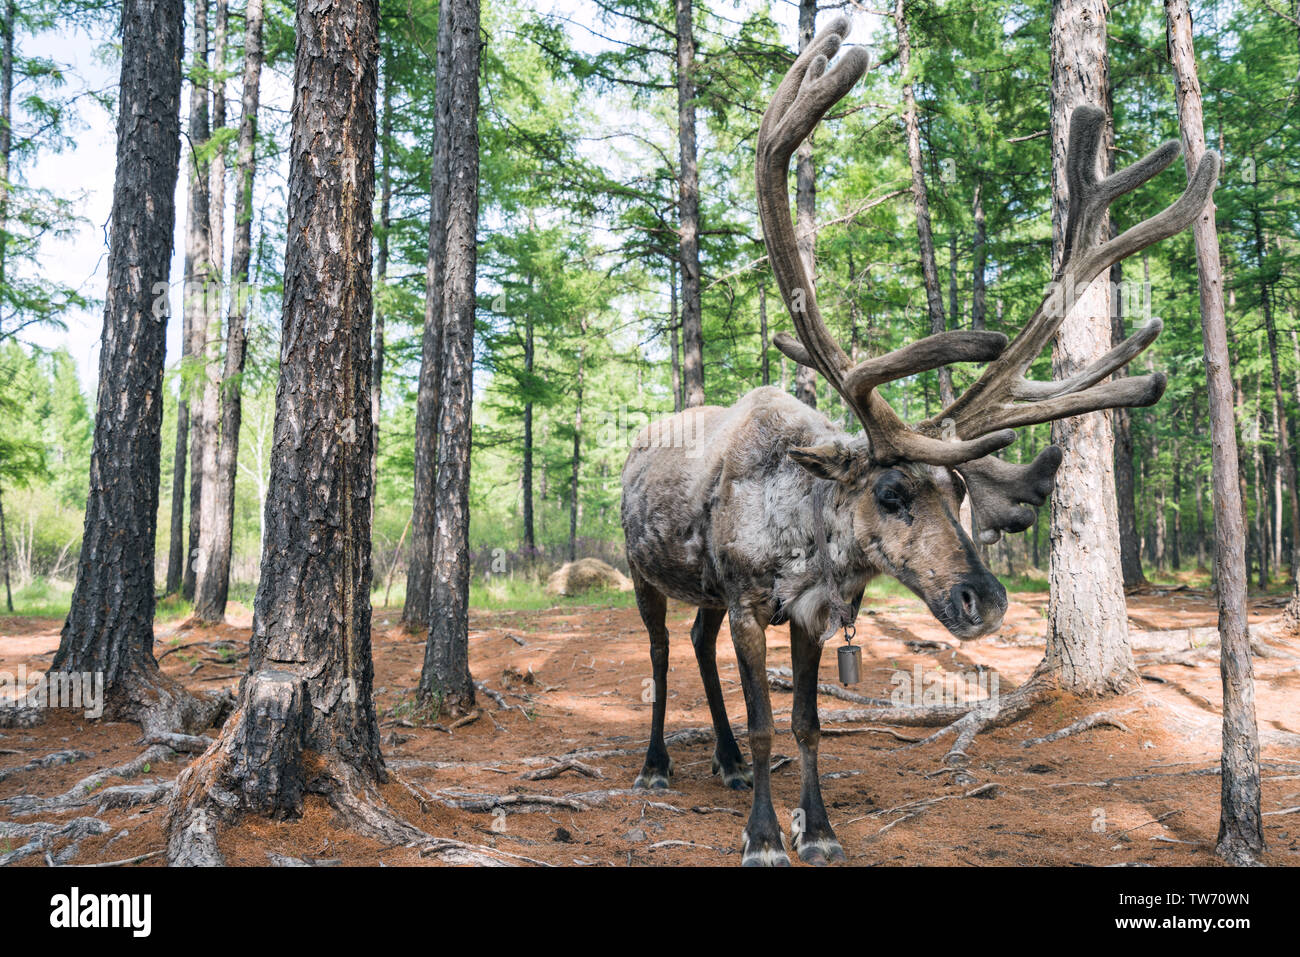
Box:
[1172,446,1183,570]
[677,0,704,408]
[1286,327,1300,632]
[182,0,213,602]
[759,281,770,386]
[971,182,986,330]
[210,0,226,282]
[1254,202,1300,572]
[193,0,263,624]
[669,260,681,412]
[522,306,535,552]
[51,0,212,735]
[418,0,480,715]
[568,332,585,563]
[1042,0,1136,694]
[401,0,453,631]
[372,43,391,528]
[0,0,12,319]
[0,478,11,612]
[169,0,404,865]
[894,0,952,406]
[1165,0,1261,866]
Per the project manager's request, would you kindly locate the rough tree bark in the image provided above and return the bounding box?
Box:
[1043,0,1137,693]
[52,0,225,736]
[400,0,453,631]
[972,183,987,330]
[1164,0,1261,866]
[193,0,264,623]
[181,0,215,602]
[793,0,818,408]
[568,325,585,563]
[418,0,480,715]
[522,303,535,551]
[894,0,952,406]
[677,0,704,408]
[168,0,420,866]
[372,42,391,526]
[168,0,212,598]
[0,477,11,613]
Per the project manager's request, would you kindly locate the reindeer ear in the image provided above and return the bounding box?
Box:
[789,443,861,483]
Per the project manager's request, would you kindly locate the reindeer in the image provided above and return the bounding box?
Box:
[620,16,1219,866]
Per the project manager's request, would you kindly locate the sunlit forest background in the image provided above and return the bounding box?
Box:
[1,0,1297,616]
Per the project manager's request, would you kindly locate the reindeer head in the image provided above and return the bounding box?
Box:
[758,17,1219,639]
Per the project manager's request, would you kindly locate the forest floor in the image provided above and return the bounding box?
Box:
[2,584,1300,867]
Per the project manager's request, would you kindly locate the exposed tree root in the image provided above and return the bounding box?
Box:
[818,673,1056,766]
[0,816,112,865]
[143,732,215,753]
[821,726,923,742]
[0,749,91,784]
[766,667,891,706]
[1,743,177,816]
[850,783,999,836]
[417,838,548,866]
[521,758,603,781]
[1021,710,1135,748]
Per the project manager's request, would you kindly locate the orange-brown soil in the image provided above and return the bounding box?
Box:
[2,588,1298,867]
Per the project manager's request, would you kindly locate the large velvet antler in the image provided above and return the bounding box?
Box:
[756,21,1220,541]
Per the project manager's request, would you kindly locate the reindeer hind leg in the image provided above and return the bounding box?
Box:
[632,570,673,790]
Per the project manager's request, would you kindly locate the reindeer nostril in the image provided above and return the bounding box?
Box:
[952,583,981,624]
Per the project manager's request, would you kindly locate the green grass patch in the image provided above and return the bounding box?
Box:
[3,577,74,619]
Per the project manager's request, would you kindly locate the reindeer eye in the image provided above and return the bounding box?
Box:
[873,473,910,516]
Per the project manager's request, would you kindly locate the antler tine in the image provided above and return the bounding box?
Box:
[757,18,1017,466]
[919,105,1221,445]
[960,448,1063,545]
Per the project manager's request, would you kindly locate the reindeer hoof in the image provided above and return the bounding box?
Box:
[633,759,673,790]
[741,828,790,867]
[711,752,753,790]
[796,836,847,866]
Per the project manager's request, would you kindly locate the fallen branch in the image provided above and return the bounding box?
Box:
[82,850,165,868]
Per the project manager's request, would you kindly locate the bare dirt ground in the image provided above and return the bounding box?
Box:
[3,587,1299,867]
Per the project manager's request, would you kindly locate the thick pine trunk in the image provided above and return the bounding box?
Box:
[51,0,207,733]
[419,0,480,714]
[170,0,398,864]
[895,0,952,406]
[1043,0,1137,694]
[182,0,213,602]
[401,0,453,631]
[1165,0,1261,865]
[372,44,391,528]
[677,0,704,408]
[193,0,263,624]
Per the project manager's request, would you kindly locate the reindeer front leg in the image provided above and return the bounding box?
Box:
[789,622,845,864]
[728,603,788,866]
